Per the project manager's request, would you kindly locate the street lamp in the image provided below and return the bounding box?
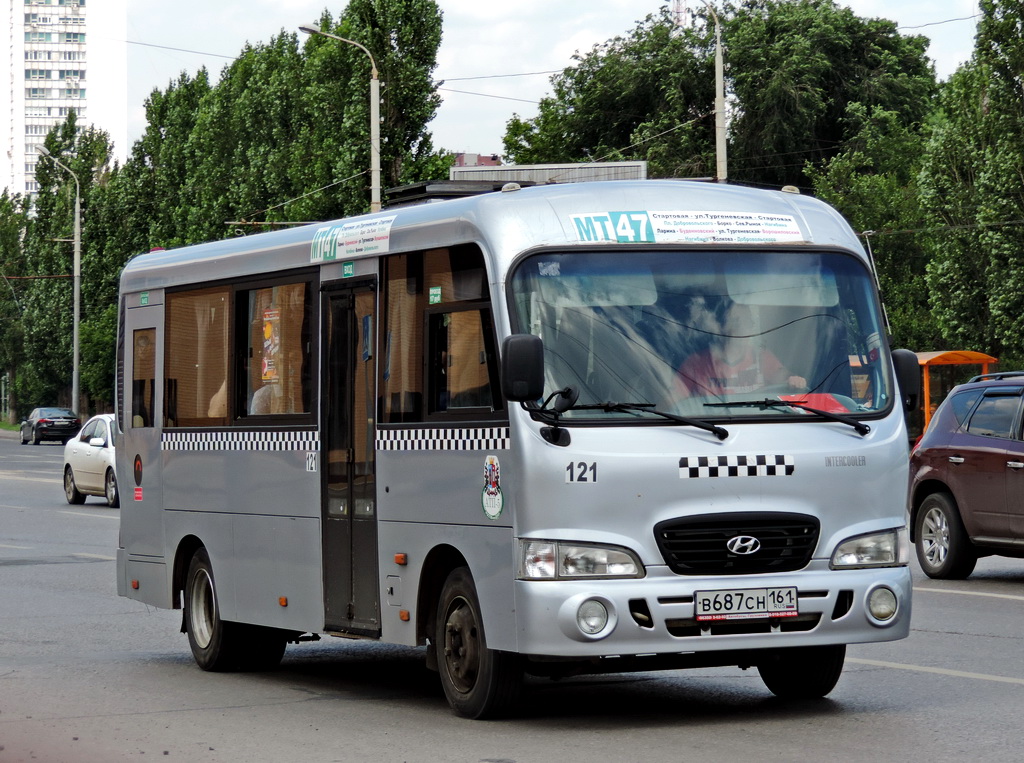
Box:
[702,2,728,182]
[37,145,81,412]
[299,23,381,213]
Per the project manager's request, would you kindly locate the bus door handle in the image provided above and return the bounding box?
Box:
[1007,461,1024,470]
[948,456,965,464]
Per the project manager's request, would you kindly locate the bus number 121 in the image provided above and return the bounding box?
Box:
[566,461,597,483]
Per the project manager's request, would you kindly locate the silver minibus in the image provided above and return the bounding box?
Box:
[115,180,919,717]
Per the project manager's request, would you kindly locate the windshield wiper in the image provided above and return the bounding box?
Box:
[704,398,870,436]
[570,402,729,440]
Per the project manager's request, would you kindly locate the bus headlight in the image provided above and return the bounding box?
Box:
[519,540,644,579]
[830,528,908,569]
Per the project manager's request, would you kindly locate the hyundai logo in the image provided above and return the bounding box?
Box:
[726,535,761,555]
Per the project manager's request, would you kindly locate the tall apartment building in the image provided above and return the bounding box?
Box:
[2,0,127,197]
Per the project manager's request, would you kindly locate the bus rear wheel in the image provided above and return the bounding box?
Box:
[435,567,522,719]
[757,644,846,699]
[184,547,286,672]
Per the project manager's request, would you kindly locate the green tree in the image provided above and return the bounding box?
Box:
[0,191,28,421]
[292,0,445,221]
[724,0,935,188]
[21,113,113,412]
[503,8,716,177]
[918,1,1024,364]
[13,1,448,413]
[808,104,940,350]
[503,1,936,188]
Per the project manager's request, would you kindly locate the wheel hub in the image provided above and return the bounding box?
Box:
[443,597,480,693]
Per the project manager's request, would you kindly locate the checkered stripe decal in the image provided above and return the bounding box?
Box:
[163,430,319,451]
[377,427,511,451]
[679,454,794,478]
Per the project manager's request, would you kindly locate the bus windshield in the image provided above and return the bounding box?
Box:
[509,250,893,421]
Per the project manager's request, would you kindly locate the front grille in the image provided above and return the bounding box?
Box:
[666,612,821,637]
[654,512,819,575]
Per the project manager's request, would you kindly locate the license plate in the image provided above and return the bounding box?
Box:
[694,587,798,621]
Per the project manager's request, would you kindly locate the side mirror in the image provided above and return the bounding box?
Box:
[500,334,545,403]
[891,349,920,413]
[89,437,106,448]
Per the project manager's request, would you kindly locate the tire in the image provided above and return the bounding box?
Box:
[32,428,41,445]
[184,547,286,672]
[758,645,846,699]
[64,466,86,505]
[105,468,120,508]
[435,566,522,719]
[915,492,977,579]
[20,428,28,445]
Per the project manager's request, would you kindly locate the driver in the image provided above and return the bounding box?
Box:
[676,301,805,398]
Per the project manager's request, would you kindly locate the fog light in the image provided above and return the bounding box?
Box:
[868,587,898,621]
[577,599,609,635]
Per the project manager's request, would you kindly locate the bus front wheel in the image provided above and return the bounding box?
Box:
[435,567,522,719]
[757,644,846,699]
[184,547,286,672]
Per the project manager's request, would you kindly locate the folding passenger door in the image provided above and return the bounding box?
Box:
[321,283,380,635]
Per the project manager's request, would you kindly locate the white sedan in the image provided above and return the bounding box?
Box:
[63,413,119,507]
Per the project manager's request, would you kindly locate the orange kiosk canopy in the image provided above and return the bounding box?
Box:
[916,350,998,431]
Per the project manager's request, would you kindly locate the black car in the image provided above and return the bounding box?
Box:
[909,371,1024,578]
[20,407,82,445]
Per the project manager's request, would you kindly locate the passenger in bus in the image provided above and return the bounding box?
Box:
[676,301,805,398]
[208,379,227,418]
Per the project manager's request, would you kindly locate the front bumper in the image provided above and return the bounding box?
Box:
[513,561,911,657]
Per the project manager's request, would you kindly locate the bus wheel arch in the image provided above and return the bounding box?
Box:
[180,543,287,672]
[417,544,468,666]
[173,535,206,613]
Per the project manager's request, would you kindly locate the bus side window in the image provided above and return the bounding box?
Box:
[427,307,497,414]
[241,282,312,417]
[381,244,501,423]
[164,286,230,428]
[132,328,155,428]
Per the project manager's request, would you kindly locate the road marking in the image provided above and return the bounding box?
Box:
[74,552,117,561]
[0,543,31,549]
[849,657,1024,686]
[914,586,1024,602]
[59,510,119,520]
[0,473,61,484]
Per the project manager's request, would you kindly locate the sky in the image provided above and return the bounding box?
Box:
[110,1,980,162]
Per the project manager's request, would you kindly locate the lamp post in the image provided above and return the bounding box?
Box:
[37,146,81,412]
[299,23,381,213]
[703,2,728,182]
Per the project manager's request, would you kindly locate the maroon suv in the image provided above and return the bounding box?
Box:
[909,372,1024,578]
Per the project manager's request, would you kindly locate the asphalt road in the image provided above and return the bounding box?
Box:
[1,428,1023,762]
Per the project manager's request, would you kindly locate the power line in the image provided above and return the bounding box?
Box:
[861,219,1024,238]
[125,39,236,60]
[898,14,980,31]
[438,87,539,104]
[442,70,560,81]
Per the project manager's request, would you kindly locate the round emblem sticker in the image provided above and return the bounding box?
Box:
[482,455,504,520]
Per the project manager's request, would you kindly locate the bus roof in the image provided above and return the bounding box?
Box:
[119,180,865,294]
